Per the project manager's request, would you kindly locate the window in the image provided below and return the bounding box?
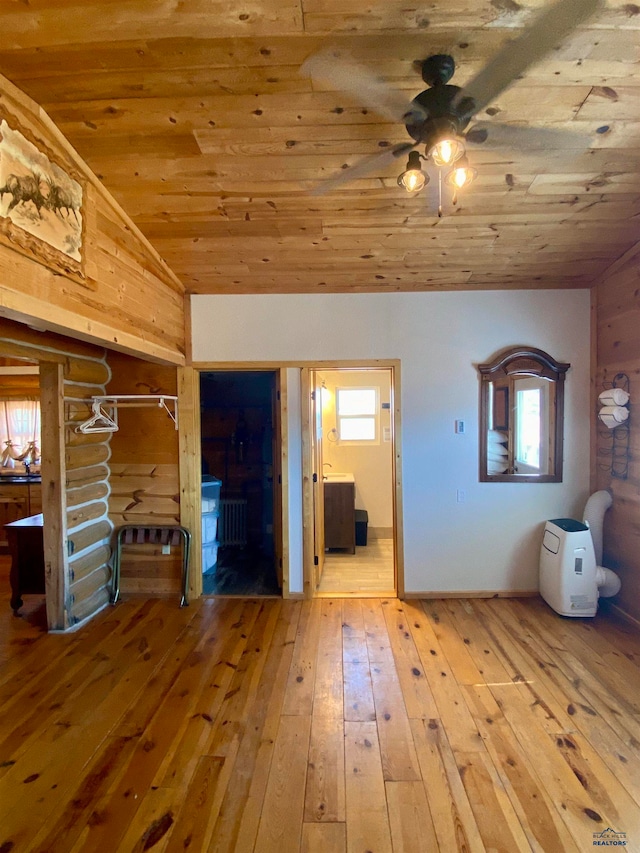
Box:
[513,377,550,475]
[336,387,378,442]
[516,388,541,469]
[0,399,41,469]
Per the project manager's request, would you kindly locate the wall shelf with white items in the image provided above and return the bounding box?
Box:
[596,373,630,480]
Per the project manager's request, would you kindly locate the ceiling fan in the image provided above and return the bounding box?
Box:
[302,0,603,199]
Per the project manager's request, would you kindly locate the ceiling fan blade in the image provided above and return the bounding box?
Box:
[454,0,603,118]
[465,121,592,149]
[309,142,416,196]
[301,50,426,126]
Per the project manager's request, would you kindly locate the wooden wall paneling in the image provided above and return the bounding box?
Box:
[67,463,110,487]
[67,518,112,557]
[71,585,111,625]
[66,481,110,508]
[66,442,110,471]
[590,288,599,495]
[69,544,111,585]
[109,463,182,594]
[64,356,110,386]
[0,320,120,630]
[594,240,640,624]
[0,373,39,398]
[67,499,110,529]
[0,319,108,362]
[106,352,182,596]
[0,9,637,298]
[0,73,185,365]
[63,350,113,626]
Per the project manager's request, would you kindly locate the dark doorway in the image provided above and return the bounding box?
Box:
[200,371,281,595]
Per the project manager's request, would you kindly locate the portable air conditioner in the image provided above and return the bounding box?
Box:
[539,518,599,617]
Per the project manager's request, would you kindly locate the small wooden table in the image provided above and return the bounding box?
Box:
[5,513,44,613]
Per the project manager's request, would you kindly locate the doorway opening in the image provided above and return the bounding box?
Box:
[0,356,44,626]
[199,370,282,596]
[307,366,399,597]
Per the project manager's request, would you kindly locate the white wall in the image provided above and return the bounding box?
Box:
[192,291,591,594]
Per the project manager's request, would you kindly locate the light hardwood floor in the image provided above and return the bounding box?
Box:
[1,571,640,851]
[318,539,395,596]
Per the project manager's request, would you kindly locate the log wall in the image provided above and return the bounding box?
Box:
[0,318,113,629]
[594,243,640,624]
[0,73,185,366]
[106,351,181,596]
[0,368,39,400]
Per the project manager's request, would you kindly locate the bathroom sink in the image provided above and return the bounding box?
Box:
[323,472,355,483]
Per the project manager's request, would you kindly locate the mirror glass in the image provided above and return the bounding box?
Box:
[478,347,570,483]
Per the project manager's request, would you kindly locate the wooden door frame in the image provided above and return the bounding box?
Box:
[39,362,68,629]
[0,349,68,630]
[178,364,289,598]
[301,360,404,599]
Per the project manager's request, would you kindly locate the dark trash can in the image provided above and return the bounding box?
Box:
[355,509,368,547]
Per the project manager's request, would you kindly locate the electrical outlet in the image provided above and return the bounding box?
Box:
[455,420,465,434]
[457,489,466,503]
[162,544,171,555]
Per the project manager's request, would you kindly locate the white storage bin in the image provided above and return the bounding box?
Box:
[202,495,220,513]
[202,476,222,513]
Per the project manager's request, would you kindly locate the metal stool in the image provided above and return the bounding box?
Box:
[111,525,191,607]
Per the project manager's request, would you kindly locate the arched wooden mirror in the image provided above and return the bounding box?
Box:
[478,347,570,483]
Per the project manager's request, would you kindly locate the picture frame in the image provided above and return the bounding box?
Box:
[0,109,85,282]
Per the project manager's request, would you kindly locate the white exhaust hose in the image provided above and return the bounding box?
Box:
[596,566,622,598]
[583,490,621,599]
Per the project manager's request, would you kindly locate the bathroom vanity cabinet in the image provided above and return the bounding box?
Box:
[324,481,355,553]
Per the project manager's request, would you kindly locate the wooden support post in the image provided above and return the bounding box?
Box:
[39,361,69,630]
[178,366,202,599]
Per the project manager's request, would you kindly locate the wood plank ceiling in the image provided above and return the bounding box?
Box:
[0,1,638,294]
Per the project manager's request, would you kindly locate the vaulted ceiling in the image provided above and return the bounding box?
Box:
[0,1,638,294]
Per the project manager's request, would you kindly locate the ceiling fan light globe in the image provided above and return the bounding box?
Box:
[445,161,477,190]
[429,137,465,167]
[398,168,427,193]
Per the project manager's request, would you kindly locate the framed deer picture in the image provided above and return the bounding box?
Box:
[0,112,85,281]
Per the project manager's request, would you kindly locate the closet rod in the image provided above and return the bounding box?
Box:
[89,394,178,430]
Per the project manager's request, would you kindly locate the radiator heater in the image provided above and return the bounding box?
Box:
[219,498,248,547]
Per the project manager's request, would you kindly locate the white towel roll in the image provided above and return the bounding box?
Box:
[599,405,629,428]
[599,388,629,407]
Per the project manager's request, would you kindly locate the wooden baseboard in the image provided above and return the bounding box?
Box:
[119,590,177,599]
[369,527,393,540]
[50,600,110,633]
[314,589,397,599]
[600,600,640,630]
[404,589,539,600]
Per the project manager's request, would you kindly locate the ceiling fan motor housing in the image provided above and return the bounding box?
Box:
[404,85,472,145]
[419,54,456,87]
